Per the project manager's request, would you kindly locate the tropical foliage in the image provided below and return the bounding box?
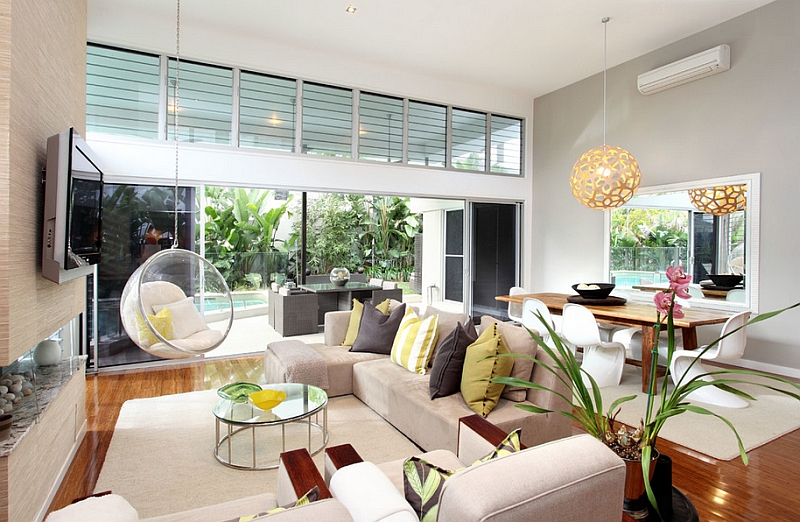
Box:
[204,187,293,290]
[296,194,422,282]
[610,208,689,272]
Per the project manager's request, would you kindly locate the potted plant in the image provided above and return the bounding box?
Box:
[491,265,800,520]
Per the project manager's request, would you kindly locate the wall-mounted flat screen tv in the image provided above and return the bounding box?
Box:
[42,128,105,284]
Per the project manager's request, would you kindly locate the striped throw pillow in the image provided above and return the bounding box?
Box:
[390,308,439,374]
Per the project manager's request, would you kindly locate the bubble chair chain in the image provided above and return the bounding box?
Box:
[119,0,234,359]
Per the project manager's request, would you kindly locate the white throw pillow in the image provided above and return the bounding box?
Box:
[153,297,208,339]
[45,493,138,522]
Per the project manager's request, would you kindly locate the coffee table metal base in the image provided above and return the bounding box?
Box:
[214,407,328,470]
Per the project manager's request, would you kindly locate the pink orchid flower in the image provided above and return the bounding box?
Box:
[653,291,672,316]
[666,265,692,286]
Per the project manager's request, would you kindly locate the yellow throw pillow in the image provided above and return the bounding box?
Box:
[390,308,439,374]
[460,323,514,417]
[136,308,174,348]
[342,298,391,346]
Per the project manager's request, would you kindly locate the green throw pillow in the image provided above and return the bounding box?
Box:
[460,323,514,417]
[403,457,455,522]
[403,428,522,521]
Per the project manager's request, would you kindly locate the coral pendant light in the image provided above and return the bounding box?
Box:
[570,17,641,209]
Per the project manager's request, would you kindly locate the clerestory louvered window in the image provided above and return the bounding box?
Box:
[451,109,486,171]
[359,93,404,163]
[239,72,297,153]
[490,115,522,175]
[407,101,447,168]
[302,83,352,158]
[168,59,233,145]
[86,45,160,138]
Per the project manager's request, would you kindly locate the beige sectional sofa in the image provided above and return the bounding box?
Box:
[265,306,572,453]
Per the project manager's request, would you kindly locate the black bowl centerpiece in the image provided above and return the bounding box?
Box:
[572,282,616,300]
[330,267,350,287]
[707,274,743,288]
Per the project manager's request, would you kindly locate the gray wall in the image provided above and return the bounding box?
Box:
[532,0,800,374]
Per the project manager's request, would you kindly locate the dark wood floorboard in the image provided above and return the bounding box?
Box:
[48,356,800,521]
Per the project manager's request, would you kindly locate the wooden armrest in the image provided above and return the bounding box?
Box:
[279,448,332,500]
[325,443,364,469]
[458,414,527,450]
[71,490,112,504]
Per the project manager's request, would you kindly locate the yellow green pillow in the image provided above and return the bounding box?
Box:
[390,308,439,374]
[460,323,514,417]
[136,308,174,348]
[342,298,391,346]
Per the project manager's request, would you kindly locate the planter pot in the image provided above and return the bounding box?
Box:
[623,451,659,520]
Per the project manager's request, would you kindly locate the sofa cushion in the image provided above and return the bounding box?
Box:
[428,321,477,399]
[342,298,391,346]
[402,428,522,520]
[480,316,538,402]
[353,357,560,452]
[422,306,471,363]
[460,323,514,417]
[350,302,406,355]
[391,308,439,374]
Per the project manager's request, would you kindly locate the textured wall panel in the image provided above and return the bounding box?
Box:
[1,0,86,365]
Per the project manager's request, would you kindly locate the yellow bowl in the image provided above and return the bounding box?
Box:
[248,389,286,410]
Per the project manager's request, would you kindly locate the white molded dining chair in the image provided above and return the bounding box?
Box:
[507,286,527,323]
[670,311,751,408]
[561,303,627,388]
[521,297,558,348]
[612,327,671,366]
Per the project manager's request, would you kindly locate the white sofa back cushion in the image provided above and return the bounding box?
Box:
[45,494,139,522]
[330,462,418,522]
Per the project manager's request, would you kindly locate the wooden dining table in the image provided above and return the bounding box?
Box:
[495,292,734,392]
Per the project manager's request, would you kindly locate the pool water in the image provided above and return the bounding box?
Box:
[200,293,269,312]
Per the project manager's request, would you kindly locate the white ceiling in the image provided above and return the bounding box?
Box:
[88,0,776,98]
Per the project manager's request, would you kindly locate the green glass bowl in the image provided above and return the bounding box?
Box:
[217,382,262,403]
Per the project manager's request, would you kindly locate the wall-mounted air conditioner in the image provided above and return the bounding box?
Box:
[637,44,730,95]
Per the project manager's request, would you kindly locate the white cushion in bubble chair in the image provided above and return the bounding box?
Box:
[121,281,222,359]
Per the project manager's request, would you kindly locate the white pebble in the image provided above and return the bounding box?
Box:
[9,384,21,394]
[0,380,11,387]
[11,375,23,384]
[22,388,32,396]
[0,386,7,395]
[3,394,14,402]
[20,382,32,390]
[2,404,12,413]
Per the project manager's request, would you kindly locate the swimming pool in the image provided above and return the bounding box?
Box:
[200,292,269,313]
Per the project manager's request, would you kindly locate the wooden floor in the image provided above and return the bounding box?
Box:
[48,356,800,521]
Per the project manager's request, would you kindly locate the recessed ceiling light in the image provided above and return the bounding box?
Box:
[345,5,357,14]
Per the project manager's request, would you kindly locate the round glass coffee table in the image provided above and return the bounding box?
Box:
[213,382,328,470]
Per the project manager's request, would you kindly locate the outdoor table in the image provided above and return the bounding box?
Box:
[299,282,382,324]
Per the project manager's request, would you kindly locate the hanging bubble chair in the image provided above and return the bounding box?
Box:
[120,249,234,359]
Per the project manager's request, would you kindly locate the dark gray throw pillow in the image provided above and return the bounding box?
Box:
[428,320,477,399]
[350,301,406,354]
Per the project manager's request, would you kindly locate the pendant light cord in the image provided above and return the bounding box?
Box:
[172,0,181,249]
[602,17,609,148]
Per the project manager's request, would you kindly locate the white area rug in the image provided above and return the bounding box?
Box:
[96,390,420,518]
[596,365,800,461]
